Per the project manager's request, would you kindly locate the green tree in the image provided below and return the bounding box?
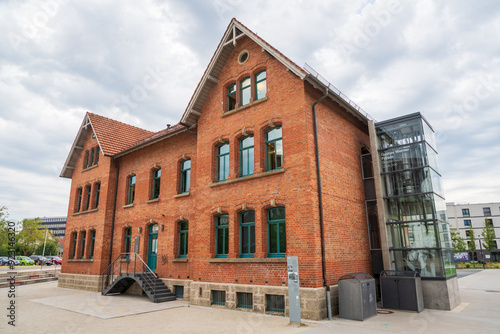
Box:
[16,218,48,256]
[451,229,467,252]
[467,227,476,251]
[482,218,497,251]
[0,206,10,256]
[35,240,59,256]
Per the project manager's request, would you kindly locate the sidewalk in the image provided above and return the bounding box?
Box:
[1,270,499,333]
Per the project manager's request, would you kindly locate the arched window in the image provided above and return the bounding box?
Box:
[240,211,255,258]
[240,136,254,177]
[180,160,191,193]
[265,127,283,171]
[255,70,267,100]
[89,230,96,259]
[268,207,286,257]
[124,227,132,257]
[94,182,101,209]
[75,187,83,212]
[80,231,86,259]
[217,143,230,181]
[179,221,189,258]
[127,175,136,204]
[84,184,91,211]
[240,77,251,106]
[227,84,236,111]
[216,214,229,258]
[71,232,77,259]
[152,168,161,199]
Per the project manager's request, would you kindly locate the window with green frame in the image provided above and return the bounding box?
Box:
[127,175,136,204]
[227,84,236,111]
[217,143,230,181]
[240,77,251,106]
[216,214,229,258]
[71,232,77,259]
[180,160,191,193]
[268,207,286,257]
[240,136,254,177]
[80,231,86,259]
[179,221,188,258]
[240,211,255,258]
[255,70,267,100]
[124,228,132,256]
[84,150,89,168]
[94,182,100,209]
[152,168,161,199]
[84,184,91,211]
[76,187,83,212]
[265,127,283,171]
[90,148,95,166]
[89,230,95,259]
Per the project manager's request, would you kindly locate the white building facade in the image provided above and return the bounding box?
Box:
[446,202,499,260]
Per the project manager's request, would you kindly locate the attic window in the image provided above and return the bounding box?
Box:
[238,50,249,64]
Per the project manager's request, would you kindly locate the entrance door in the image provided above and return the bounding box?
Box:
[147,224,158,272]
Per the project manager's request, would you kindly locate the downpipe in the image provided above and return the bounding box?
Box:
[312,88,333,320]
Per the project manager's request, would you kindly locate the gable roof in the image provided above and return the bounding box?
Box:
[180,18,308,128]
[180,18,372,128]
[60,113,154,178]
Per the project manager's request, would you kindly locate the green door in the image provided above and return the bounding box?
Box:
[147,224,158,272]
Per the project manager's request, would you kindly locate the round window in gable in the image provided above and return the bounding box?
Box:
[238,50,249,64]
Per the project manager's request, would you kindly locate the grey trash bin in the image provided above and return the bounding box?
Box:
[380,270,424,312]
[338,273,377,321]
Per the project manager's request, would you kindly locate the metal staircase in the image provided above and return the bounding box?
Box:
[100,253,176,303]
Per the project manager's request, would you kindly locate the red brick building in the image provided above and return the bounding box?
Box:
[59,19,376,319]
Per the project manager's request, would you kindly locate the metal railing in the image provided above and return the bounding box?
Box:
[100,253,158,298]
[303,63,376,122]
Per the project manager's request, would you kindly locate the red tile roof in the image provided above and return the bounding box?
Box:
[87,112,154,156]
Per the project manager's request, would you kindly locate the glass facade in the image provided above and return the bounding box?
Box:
[376,113,455,278]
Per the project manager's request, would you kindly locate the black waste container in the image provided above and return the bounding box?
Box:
[338,273,377,321]
[380,270,424,312]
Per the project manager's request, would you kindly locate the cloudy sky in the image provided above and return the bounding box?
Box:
[1,0,499,223]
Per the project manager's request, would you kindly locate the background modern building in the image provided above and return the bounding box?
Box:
[38,216,67,239]
[57,19,459,319]
[447,202,499,261]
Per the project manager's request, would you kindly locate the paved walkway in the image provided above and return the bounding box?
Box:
[1,270,499,333]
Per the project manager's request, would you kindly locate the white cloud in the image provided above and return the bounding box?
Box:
[1,0,499,222]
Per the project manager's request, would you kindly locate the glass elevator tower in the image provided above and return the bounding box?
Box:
[375,113,455,278]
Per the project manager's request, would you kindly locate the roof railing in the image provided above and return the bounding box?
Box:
[303,63,376,121]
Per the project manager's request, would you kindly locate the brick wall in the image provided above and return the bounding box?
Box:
[62,36,372,297]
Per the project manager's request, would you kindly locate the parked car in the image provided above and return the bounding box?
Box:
[15,256,35,266]
[0,257,9,266]
[45,256,62,265]
[29,255,52,266]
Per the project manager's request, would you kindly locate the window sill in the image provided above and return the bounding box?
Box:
[72,208,98,216]
[67,259,94,263]
[122,203,134,209]
[146,198,160,204]
[174,192,190,199]
[209,168,285,188]
[172,258,188,263]
[221,96,268,118]
[82,164,98,172]
[207,258,287,263]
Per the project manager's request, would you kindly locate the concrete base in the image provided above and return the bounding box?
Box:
[188,281,335,320]
[421,276,461,310]
[58,273,102,292]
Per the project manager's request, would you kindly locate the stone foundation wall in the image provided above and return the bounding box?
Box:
[189,281,338,320]
[161,278,192,301]
[58,273,102,292]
